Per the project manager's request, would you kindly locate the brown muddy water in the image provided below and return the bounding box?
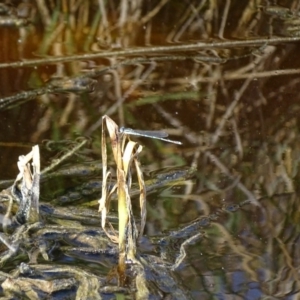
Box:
[1,1,300,299]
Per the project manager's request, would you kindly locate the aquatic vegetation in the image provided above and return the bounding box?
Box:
[1,0,300,299]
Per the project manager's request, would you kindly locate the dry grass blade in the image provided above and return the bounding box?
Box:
[99,115,148,288]
[122,141,143,256]
[29,145,40,223]
[98,115,128,285]
[11,146,41,224]
[98,117,118,243]
[133,150,146,237]
[0,146,41,265]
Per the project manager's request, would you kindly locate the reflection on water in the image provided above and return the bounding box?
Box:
[174,193,300,298]
[1,0,300,298]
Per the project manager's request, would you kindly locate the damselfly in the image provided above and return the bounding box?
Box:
[119,127,182,145]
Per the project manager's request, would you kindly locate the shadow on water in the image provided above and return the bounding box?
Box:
[1,0,300,299]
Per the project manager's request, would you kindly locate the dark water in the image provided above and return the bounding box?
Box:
[1,1,300,299]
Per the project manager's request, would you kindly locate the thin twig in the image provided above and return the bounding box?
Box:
[1,36,300,69]
[41,139,87,175]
